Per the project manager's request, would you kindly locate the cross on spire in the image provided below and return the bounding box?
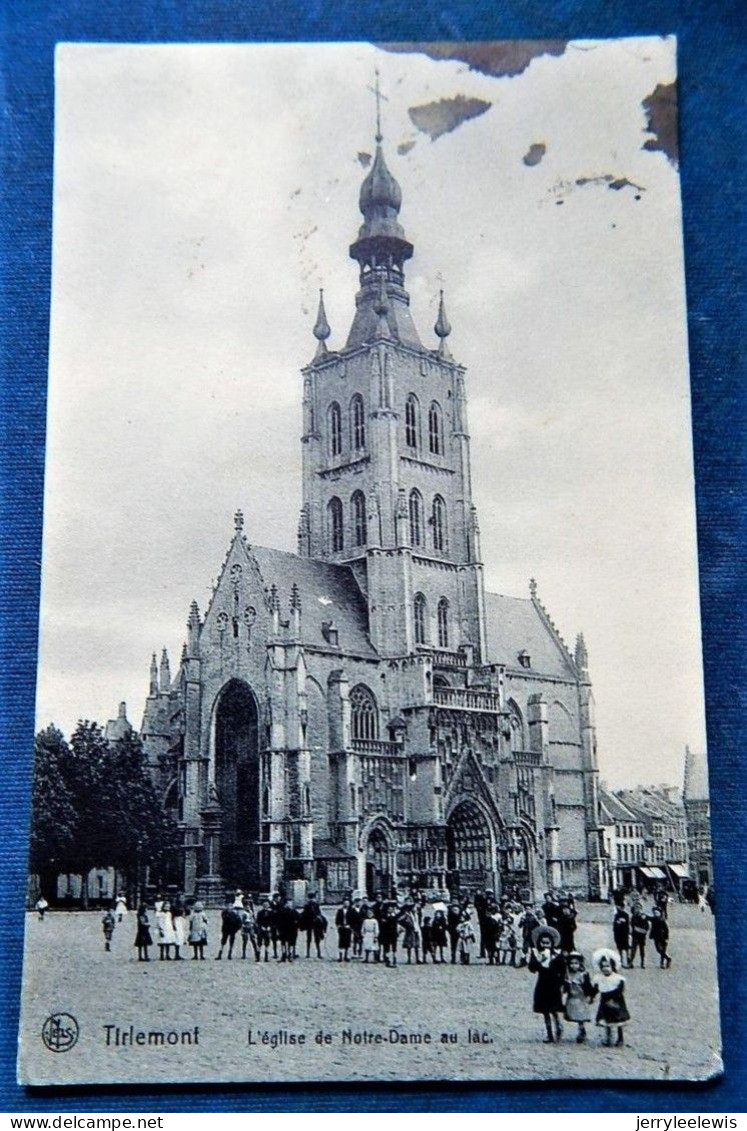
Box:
[367,67,388,144]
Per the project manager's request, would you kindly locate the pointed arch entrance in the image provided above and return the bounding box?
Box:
[213,679,262,891]
[446,799,497,898]
[365,825,393,899]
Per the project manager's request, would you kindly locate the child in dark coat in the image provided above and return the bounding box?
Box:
[612,905,631,968]
[430,909,448,963]
[528,926,566,1043]
[629,904,649,969]
[134,903,152,961]
[421,916,435,963]
[101,908,116,952]
[649,907,672,968]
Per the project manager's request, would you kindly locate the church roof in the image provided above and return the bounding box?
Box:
[252,546,378,659]
[483,591,577,678]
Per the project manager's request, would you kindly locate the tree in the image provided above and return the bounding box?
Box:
[29,726,78,900]
[106,730,180,895]
[30,721,179,906]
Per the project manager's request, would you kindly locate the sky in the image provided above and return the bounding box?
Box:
[36,38,708,789]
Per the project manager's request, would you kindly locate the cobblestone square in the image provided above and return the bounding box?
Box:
[18,903,721,1086]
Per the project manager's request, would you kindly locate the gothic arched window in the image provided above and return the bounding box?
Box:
[350,394,365,452]
[328,496,343,553]
[508,700,525,751]
[405,394,420,449]
[350,683,379,741]
[437,597,449,648]
[409,489,423,547]
[351,490,367,547]
[414,592,428,645]
[428,401,443,455]
[328,401,342,458]
[432,495,447,552]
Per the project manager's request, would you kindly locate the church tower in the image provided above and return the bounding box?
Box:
[299,115,487,660]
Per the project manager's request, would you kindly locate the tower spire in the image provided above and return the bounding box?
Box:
[434,289,453,358]
[312,288,331,359]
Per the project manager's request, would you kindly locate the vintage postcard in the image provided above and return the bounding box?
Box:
[18,38,720,1086]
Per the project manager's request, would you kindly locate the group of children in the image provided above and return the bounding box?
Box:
[612,896,673,969]
[93,886,685,1050]
[529,925,631,1047]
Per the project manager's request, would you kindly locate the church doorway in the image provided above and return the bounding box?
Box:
[365,827,392,899]
[446,799,496,899]
[214,680,262,892]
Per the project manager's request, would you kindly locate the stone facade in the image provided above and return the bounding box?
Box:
[139,137,606,903]
[683,746,712,888]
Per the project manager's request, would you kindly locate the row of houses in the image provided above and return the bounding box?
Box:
[599,747,712,897]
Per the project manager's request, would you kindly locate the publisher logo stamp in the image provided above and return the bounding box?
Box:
[42,1013,79,1053]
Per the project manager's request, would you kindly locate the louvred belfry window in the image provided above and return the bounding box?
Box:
[328,401,342,458]
[351,490,367,547]
[405,394,419,449]
[414,592,428,645]
[351,394,366,451]
[350,683,379,741]
[437,597,449,648]
[428,401,443,455]
[432,495,447,551]
[328,496,343,552]
[409,489,423,547]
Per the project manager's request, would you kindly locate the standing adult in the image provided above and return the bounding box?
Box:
[115,892,128,923]
[335,898,353,962]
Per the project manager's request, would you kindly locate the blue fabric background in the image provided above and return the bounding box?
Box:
[1,0,744,1113]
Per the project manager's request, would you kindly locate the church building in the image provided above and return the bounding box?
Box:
[139,125,606,904]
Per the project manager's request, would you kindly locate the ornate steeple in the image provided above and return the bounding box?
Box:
[346,75,420,350]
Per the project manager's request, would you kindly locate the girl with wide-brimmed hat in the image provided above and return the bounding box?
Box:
[528,925,565,1043]
[591,947,631,1047]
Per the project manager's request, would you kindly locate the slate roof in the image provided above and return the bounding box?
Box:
[483,592,575,678]
[616,787,685,825]
[252,546,378,659]
[598,789,642,825]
